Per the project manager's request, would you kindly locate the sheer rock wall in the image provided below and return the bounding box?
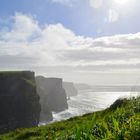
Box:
[0,71,41,134]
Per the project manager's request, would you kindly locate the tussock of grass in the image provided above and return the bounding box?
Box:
[0,96,140,140]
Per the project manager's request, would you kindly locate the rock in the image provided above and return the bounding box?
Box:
[0,71,41,134]
[36,82,53,122]
[36,76,68,122]
[63,82,78,97]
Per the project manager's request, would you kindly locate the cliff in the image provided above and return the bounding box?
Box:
[75,83,92,90]
[35,81,53,122]
[63,82,78,97]
[0,71,41,134]
[36,76,68,122]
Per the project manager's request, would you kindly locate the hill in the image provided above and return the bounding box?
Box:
[0,96,140,140]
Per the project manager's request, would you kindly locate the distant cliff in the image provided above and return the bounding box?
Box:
[63,82,78,97]
[36,76,68,122]
[0,71,41,134]
[36,81,53,122]
[75,83,92,90]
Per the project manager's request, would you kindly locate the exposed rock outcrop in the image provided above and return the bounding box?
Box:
[63,82,78,97]
[36,76,68,122]
[0,71,41,134]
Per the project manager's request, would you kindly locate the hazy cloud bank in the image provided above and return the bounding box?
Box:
[0,13,140,73]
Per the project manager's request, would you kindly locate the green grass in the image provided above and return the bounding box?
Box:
[0,71,34,79]
[0,71,30,75]
[0,71,36,86]
[0,96,140,140]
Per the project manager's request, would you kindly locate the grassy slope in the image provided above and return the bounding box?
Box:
[0,97,140,140]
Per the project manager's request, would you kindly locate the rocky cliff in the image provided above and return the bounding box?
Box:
[0,71,41,134]
[36,76,68,122]
[36,82,53,122]
[63,82,78,97]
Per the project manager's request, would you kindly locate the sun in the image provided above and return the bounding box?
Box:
[114,0,129,5]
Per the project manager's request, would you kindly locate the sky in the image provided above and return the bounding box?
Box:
[0,0,140,85]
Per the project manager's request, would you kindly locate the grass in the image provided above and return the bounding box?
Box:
[0,71,32,75]
[0,71,36,86]
[0,96,140,140]
[0,71,35,80]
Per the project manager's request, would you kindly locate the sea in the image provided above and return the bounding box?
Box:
[40,90,139,125]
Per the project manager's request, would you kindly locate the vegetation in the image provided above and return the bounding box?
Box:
[22,78,36,87]
[0,71,31,75]
[0,96,140,140]
[0,71,36,86]
[0,71,35,80]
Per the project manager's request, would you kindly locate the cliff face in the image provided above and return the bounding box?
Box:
[36,82,53,122]
[63,82,78,97]
[0,71,41,134]
[36,76,68,122]
[45,78,68,112]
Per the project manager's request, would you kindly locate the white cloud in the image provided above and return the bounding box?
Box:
[0,13,140,73]
[1,13,41,42]
[51,0,74,6]
[89,0,103,9]
[52,0,104,9]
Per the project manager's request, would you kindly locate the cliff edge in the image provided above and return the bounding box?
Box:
[36,76,68,122]
[0,71,41,134]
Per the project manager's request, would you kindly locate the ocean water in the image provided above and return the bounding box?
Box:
[52,90,138,123]
[40,90,138,125]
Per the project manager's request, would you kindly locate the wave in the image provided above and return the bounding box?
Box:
[52,91,134,123]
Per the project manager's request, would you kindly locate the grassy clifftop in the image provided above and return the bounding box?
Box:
[0,71,36,87]
[0,96,140,140]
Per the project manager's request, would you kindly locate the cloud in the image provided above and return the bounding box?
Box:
[0,13,140,73]
[89,0,103,9]
[0,13,41,42]
[51,0,74,6]
[52,0,104,9]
